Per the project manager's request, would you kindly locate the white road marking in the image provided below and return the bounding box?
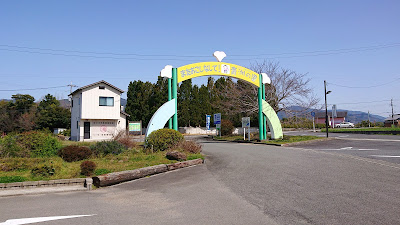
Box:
[0,215,95,225]
[370,155,400,158]
[337,135,349,138]
[320,148,379,151]
[336,137,400,142]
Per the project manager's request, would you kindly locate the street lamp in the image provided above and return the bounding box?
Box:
[324,80,331,138]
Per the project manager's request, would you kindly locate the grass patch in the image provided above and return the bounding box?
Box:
[0,176,27,183]
[263,135,322,144]
[0,149,203,182]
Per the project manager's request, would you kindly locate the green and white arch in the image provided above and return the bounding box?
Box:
[145,59,283,140]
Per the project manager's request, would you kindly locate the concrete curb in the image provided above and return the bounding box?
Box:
[0,178,87,190]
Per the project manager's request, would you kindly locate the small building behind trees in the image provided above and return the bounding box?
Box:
[69,80,128,141]
[315,111,348,127]
[384,114,400,127]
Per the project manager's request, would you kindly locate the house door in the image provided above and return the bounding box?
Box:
[84,122,90,139]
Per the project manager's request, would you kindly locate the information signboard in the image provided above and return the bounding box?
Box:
[242,117,250,128]
[332,105,337,118]
[206,115,211,130]
[213,113,221,125]
[129,121,142,135]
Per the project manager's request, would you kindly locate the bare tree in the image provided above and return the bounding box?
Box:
[214,60,320,117]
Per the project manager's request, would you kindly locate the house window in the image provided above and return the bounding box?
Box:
[99,97,114,106]
[77,121,79,129]
[99,86,105,89]
[71,100,73,107]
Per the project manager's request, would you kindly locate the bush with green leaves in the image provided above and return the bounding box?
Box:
[80,161,96,176]
[0,134,29,157]
[90,140,126,156]
[58,146,93,162]
[31,164,55,177]
[146,129,184,152]
[0,131,61,158]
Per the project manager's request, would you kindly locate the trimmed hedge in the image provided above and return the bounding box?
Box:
[58,146,93,162]
[146,129,184,152]
[90,141,126,156]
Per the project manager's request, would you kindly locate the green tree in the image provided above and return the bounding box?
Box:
[126,80,154,126]
[1,94,37,132]
[36,94,70,131]
[178,79,193,127]
[8,94,35,114]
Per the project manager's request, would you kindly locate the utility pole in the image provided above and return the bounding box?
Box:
[324,80,329,138]
[368,111,371,127]
[391,98,394,126]
[67,82,78,111]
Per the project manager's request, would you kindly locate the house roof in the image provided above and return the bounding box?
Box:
[69,80,124,96]
[384,114,400,121]
[315,111,347,118]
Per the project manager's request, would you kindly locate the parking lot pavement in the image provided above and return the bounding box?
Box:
[289,137,400,164]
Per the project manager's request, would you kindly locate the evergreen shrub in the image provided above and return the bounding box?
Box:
[90,141,126,156]
[31,164,55,177]
[0,131,61,158]
[58,146,93,162]
[146,129,184,152]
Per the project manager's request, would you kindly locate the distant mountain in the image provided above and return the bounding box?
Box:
[277,106,385,124]
[346,110,385,123]
[121,98,127,107]
[58,99,70,109]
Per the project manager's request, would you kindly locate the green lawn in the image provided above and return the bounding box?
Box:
[0,148,203,182]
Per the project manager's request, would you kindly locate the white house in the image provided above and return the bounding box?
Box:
[69,80,129,141]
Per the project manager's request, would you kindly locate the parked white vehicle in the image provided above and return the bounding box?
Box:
[335,122,354,128]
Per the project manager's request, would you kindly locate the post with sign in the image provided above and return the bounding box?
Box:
[129,121,142,136]
[332,104,337,128]
[242,117,250,141]
[311,112,316,132]
[205,115,211,133]
[214,113,221,137]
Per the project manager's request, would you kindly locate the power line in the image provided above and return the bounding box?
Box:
[1,42,400,60]
[327,77,400,88]
[0,85,68,92]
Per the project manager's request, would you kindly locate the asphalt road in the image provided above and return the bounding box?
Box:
[285,130,400,164]
[1,140,400,224]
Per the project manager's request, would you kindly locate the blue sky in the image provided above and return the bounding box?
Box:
[1,0,399,118]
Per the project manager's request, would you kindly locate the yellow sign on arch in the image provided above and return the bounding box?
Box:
[177,62,260,87]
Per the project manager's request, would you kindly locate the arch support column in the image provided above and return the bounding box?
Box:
[172,68,178,131]
[258,74,264,140]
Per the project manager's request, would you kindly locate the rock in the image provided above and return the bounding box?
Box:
[166,151,187,161]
